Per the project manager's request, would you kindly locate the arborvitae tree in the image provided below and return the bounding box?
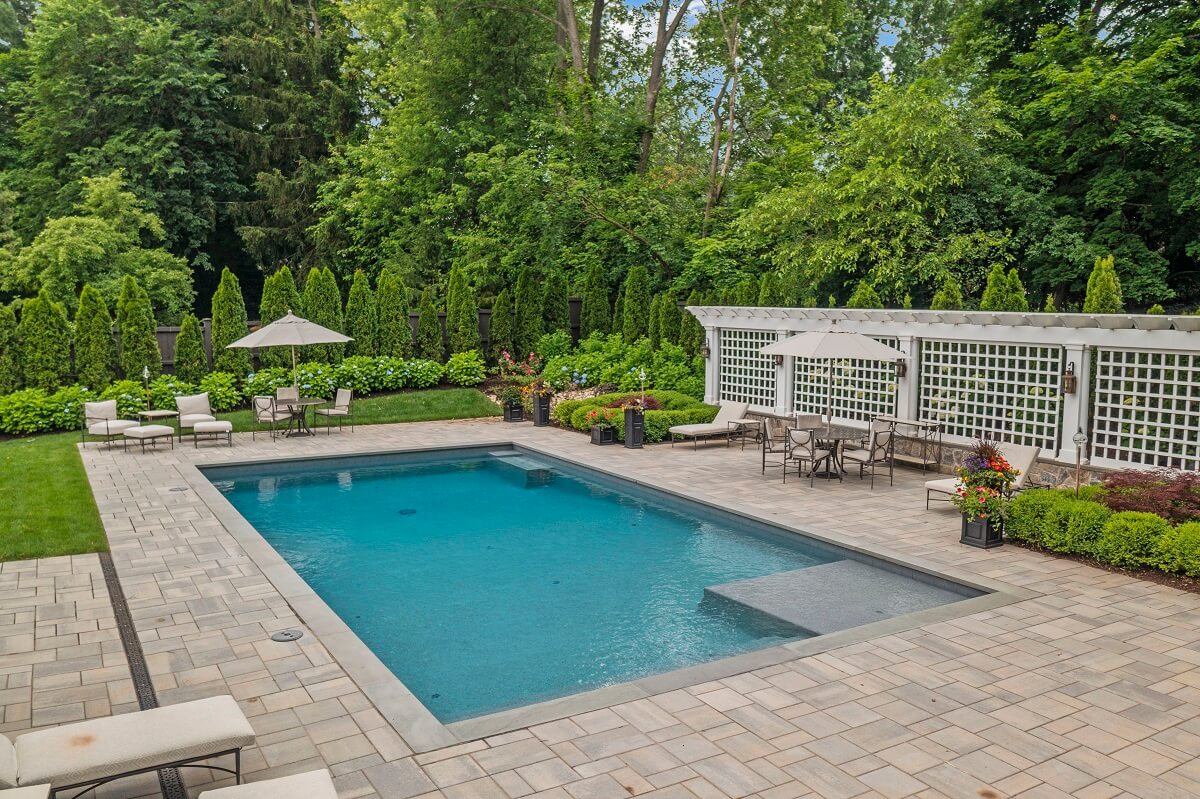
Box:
[579,262,609,337]
[17,289,71,391]
[979,264,1011,312]
[376,270,413,358]
[1043,294,1057,313]
[116,277,160,380]
[513,266,543,356]
[301,267,344,362]
[258,266,302,367]
[0,305,20,395]
[174,313,208,384]
[679,290,704,356]
[827,294,837,307]
[344,269,378,357]
[734,278,758,306]
[414,287,443,361]
[1006,269,1030,312]
[1083,255,1124,314]
[542,269,570,336]
[489,289,514,362]
[1147,303,1165,315]
[757,273,784,306]
[74,284,116,390]
[929,276,964,310]
[846,281,883,309]
[212,267,251,374]
[647,293,663,347]
[622,265,652,342]
[611,291,624,336]
[445,265,479,354]
[658,291,682,347]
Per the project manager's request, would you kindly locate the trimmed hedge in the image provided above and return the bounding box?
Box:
[553,390,716,444]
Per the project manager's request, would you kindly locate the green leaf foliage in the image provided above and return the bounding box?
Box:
[647,293,663,347]
[445,349,486,386]
[173,313,208,384]
[445,264,478,354]
[542,269,569,336]
[211,267,250,375]
[414,287,443,362]
[658,292,682,348]
[17,288,71,391]
[929,276,964,310]
[579,263,609,338]
[258,266,303,368]
[513,266,542,357]
[979,264,1030,312]
[73,284,115,390]
[488,289,513,363]
[301,267,344,363]
[0,305,20,395]
[376,270,413,358]
[344,269,378,357]
[1083,255,1124,315]
[115,276,160,381]
[622,265,652,343]
[846,281,882,309]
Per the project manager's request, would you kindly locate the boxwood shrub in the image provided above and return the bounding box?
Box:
[1157,522,1200,577]
[553,390,716,444]
[1092,511,1172,569]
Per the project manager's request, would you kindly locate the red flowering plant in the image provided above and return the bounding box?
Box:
[951,439,1020,520]
[497,350,543,378]
[586,407,619,430]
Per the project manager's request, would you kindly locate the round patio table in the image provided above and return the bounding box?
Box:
[282,398,324,437]
[812,424,863,480]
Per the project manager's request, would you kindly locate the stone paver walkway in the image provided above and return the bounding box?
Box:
[3,418,1200,799]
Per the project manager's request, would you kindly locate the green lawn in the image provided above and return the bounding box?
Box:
[0,388,500,561]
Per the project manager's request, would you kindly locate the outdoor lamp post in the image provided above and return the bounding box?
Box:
[1073,429,1088,496]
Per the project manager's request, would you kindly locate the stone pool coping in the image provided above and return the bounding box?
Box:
[182,440,1036,754]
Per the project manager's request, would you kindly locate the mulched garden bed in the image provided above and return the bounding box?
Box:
[1006,538,1200,595]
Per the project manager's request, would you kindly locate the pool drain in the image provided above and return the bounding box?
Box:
[270,629,304,642]
[397,508,417,515]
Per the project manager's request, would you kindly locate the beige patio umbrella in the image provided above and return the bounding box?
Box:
[761,327,905,419]
[226,311,352,387]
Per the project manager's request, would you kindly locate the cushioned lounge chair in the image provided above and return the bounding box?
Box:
[198,769,337,799]
[81,400,139,447]
[925,443,1041,509]
[668,401,750,449]
[175,392,217,441]
[0,695,255,799]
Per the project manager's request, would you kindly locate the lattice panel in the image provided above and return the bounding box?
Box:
[1092,349,1200,470]
[918,340,1063,449]
[793,337,899,423]
[719,329,776,408]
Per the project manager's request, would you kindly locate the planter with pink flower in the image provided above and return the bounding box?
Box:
[952,439,1020,549]
[587,408,618,445]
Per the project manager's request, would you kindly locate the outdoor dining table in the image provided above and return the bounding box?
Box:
[282,397,325,437]
[812,424,864,480]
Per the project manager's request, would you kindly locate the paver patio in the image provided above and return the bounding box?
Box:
[4,418,1200,799]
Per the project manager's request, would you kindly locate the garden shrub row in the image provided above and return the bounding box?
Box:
[552,390,716,444]
[542,334,704,399]
[0,355,448,435]
[1008,488,1200,577]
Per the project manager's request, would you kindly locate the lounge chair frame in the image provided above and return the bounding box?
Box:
[55,747,243,799]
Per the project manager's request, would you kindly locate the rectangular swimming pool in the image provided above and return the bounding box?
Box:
[205,447,979,723]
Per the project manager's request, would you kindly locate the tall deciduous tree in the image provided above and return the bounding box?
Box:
[580,263,609,338]
[344,269,378,356]
[622,265,652,342]
[301,267,344,362]
[376,270,412,358]
[73,283,115,389]
[173,313,207,384]
[445,265,478,354]
[414,287,442,362]
[17,288,71,390]
[116,276,159,380]
[211,267,250,374]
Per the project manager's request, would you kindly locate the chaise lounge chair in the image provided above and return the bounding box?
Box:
[668,401,750,449]
[198,768,337,798]
[0,695,255,798]
[925,443,1041,509]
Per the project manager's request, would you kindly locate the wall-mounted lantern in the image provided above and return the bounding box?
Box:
[895,359,907,379]
[700,343,711,358]
[773,354,784,367]
[1061,362,1077,394]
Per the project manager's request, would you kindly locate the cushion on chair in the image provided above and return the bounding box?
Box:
[925,477,961,495]
[0,786,50,798]
[87,419,139,436]
[14,695,255,789]
[198,769,337,799]
[194,421,233,434]
[314,408,348,417]
[180,413,217,428]
[83,400,118,423]
[0,733,17,789]
[667,423,729,437]
[175,393,212,417]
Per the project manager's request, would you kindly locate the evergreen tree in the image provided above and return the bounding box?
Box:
[846,281,883,309]
[258,266,302,367]
[0,305,20,395]
[1147,303,1165,315]
[344,269,378,356]
[611,291,624,337]
[542,269,570,336]
[74,284,115,389]
[622,265,652,342]
[647,293,663,347]
[174,313,208,384]
[1083,255,1124,314]
[17,288,71,391]
[376,270,413,358]
[1005,269,1030,312]
[488,289,514,362]
[757,273,783,306]
[301,267,344,362]
[513,266,543,356]
[658,291,682,347]
[734,278,758,306]
[929,276,964,310]
[445,264,479,354]
[211,267,250,374]
[116,276,160,380]
[679,290,704,356]
[1043,295,1057,312]
[579,262,609,337]
[414,287,443,361]
[979,264,1011,312]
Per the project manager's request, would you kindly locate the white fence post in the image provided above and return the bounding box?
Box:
[703,325,720,404]
[1058,343,1090,462]
[774,328,793,415]
[895,334,918,420]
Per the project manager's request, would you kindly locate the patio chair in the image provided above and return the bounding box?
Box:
[81,400,139,447]
[0,695,254,798]
[175,392,216,441]
[252,395,290,441]
[276,385,299,405]
[761,418,789,476]
[924,443,1042,509]
[668,401,749,449]
[197,769,337,799]
[315,388,354,433]
[784,428,834,486]
[843,425,894,487]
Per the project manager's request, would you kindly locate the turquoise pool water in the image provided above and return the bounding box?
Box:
[207,450,838,721]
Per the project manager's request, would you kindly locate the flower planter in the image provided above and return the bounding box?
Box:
[590,426,617,445]
[623,408,645,449]
[503,402,524,423]
[532,395,551,427]
[960,513,1004,549]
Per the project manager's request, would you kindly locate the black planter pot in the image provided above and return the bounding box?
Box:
[503,402,524,423]
[590,426,617,445]
[623,408,645,449]
[532,395,551,426]
[960,513,1004,549]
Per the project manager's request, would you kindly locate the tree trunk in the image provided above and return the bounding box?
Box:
[637,0,693,175]
[702,0,743,230]
[586,0,606,86]
[558,0,586,81]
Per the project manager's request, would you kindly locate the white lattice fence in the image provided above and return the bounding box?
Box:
[918,340,1063,450]
[793,337,899,423]
[1092,349,1200,470]
[719,329,776,408]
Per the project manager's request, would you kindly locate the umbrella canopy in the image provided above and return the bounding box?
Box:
[226,311,352,388]
[761,329,904,360]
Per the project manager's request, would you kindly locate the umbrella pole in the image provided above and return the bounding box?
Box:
[292,346,298,389]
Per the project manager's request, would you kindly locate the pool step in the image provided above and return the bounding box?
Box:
[489,452,555,487]
[704,560,968,636]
